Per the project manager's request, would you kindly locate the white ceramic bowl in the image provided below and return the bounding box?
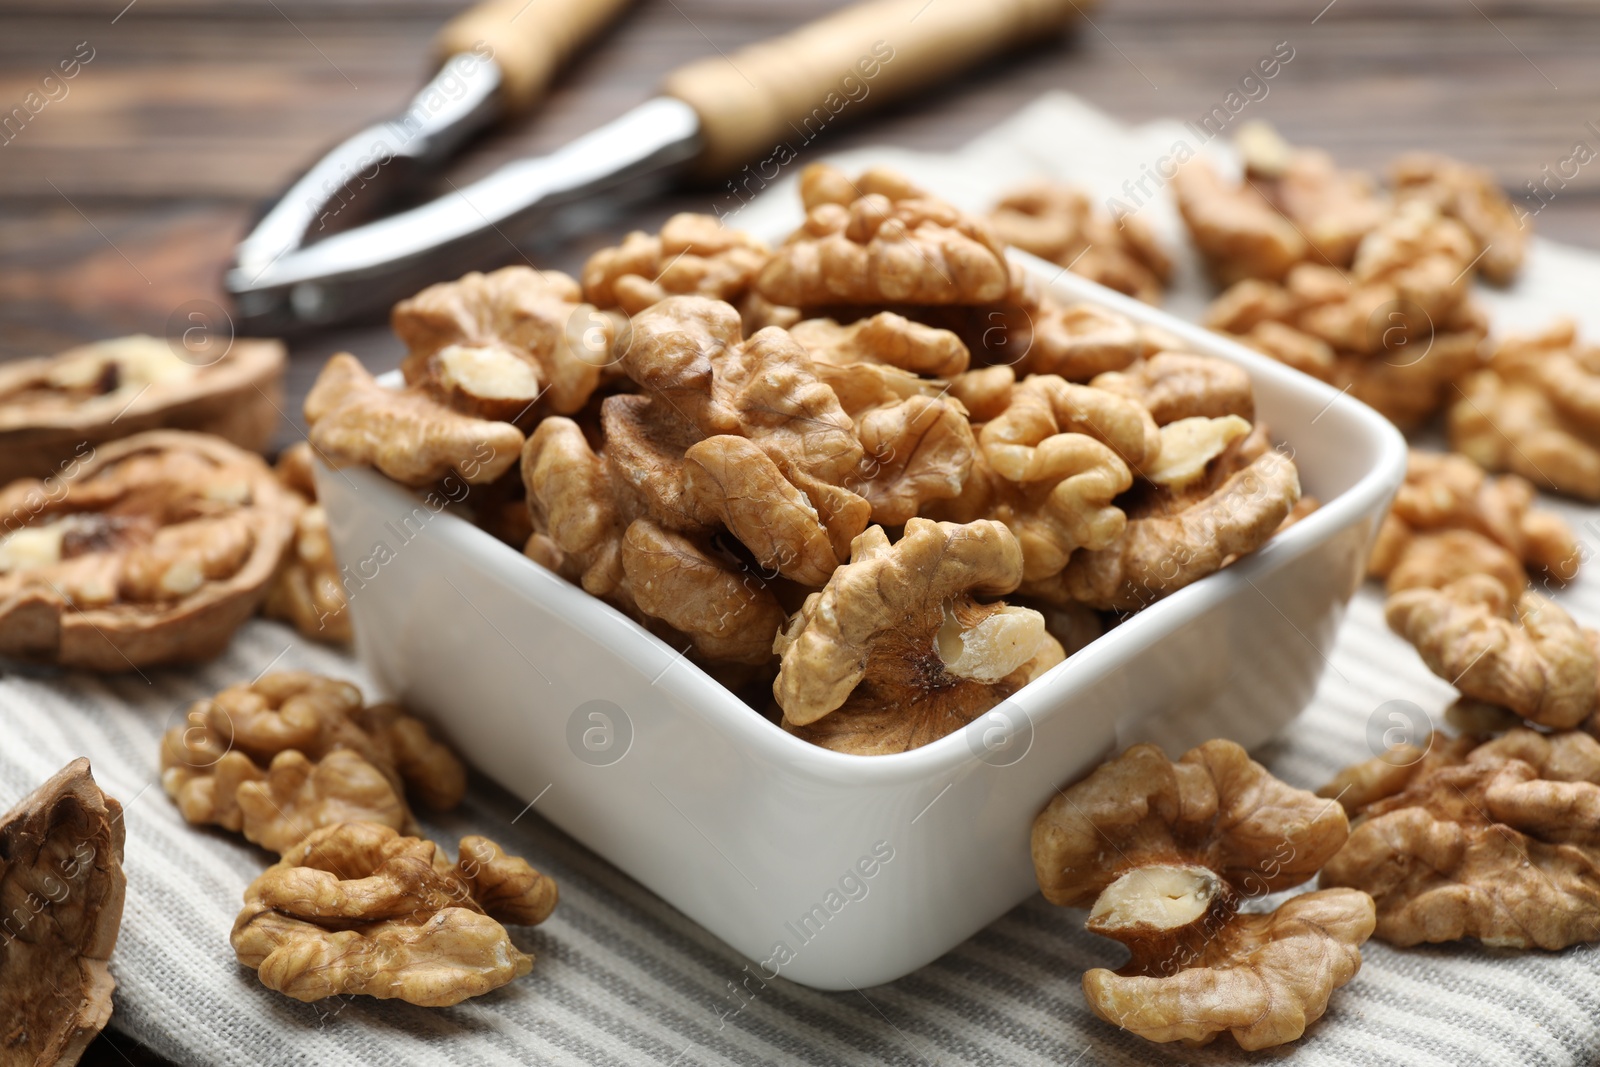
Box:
[316,257,1406,991]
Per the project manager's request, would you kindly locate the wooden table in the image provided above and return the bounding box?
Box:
[1,1,1593,1062]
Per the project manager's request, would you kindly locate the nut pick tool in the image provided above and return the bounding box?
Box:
[226,0,1091,332]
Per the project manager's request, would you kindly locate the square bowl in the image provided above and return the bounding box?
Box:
[315,255,1406,991]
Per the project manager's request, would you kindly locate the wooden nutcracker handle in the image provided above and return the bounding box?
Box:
[434,0,634,112]
[663,0,1092,177]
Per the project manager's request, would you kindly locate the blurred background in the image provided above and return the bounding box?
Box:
[2,0,1595,445]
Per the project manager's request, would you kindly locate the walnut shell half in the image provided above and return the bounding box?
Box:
[0,336,285,486]
[0,430,299,670]
[0,758,126,1066]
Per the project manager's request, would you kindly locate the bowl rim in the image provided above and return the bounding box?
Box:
[348,254,1406,787]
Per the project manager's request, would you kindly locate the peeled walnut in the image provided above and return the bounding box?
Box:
[1211,256,1487,427]
[773,519,1063,755]
[1386,575,1597,729]
[1451,322,1600,501]
[305,353,524,488]
[520,417,629,603]
[1379,528,1527,600]
[0,430,298,670]
[582,212,784,329]
[1035,448,1302,612]
[1391,151,1525,284]
[1173,158,1308,284]
[929,376,1160,581]
[620,519,789,666]
[0,335,285,486]
[161,672,466,853]
[1452,370,1600,502]
[1321,728,1600,948]
[989,182,1171,303]
[231,821,556,1006]
[757,164,1012,308]
[788,312,969,377]
[1368,450,1579,589]
[262,443,350,645]
[812,360,976,525]
[1033,740,1370,1049]
[602,296,869,586]
[0,759,125,1067]
[393,266,613,421]
[1090,352,1254,426]
[1235,121,1387,270]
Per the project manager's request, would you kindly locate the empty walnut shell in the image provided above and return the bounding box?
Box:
[0,430,299,670]
[0,335,285,486]
[0,758,126,1066]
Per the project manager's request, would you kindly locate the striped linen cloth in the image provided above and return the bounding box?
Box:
[4,94,1599,1065]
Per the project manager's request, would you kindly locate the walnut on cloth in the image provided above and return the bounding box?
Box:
[1385,574,1598,730]
[1320,727,1600,948]
[0,334,286,486]
[0,758,125,1067]
[1450,320,1600,501]
[1367,449,1579,594]
[1390,151,1527,285]
[1032,739,1370,1050]
[305,353,525,488]
[161,671,466,854]
[262,442,351,645]
[772,518,1063,755]
[392,266,616,423]
[231,821,557,1006]
[988,181,1172,303]
[1206,208,1488,429]
[0,430,299,670]
[582,212,791,331]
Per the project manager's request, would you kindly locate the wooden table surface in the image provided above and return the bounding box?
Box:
[2,0,1594,1062]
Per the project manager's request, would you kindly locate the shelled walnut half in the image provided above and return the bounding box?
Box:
[0,335,285,486]
[1368,449,1579,594]
[161,672,466,854]
[0,430,299,670]
[392,266,615,422]
[1033,740,1371,1050]
[1321,728,1600,948]
[0,758,125,1067]
[231,821,557,1006]
[1386,575,1597,729]
[1450,320,1600,501]
[772,518,1063,755]
[305,353,525,488]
